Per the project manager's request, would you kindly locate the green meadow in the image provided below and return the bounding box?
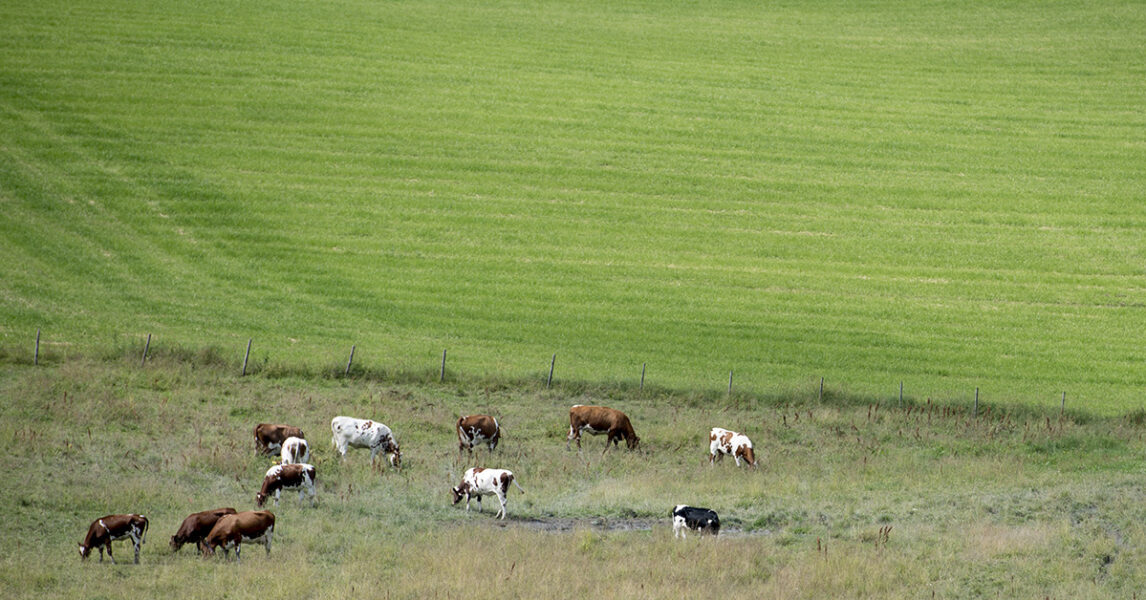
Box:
[1,0,1143,412]
[2,1,1146,595]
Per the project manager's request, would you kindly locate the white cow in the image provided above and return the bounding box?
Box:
[450,467,525,520]
[280,436,310,465]
[330,416,401,469]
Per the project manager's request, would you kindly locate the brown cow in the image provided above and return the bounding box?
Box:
[255,463,316,507]
[78,513,149,564]
[254,423,304,455]
[566,405,640,453]
[202,511,275,562]
[457,415,500,457]
[170,508,237,553]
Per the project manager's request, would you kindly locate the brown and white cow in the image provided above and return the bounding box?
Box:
[78,513,149,564]
[451,467,525,520]
[280,436,310,465]
[567,405,640,453]
[709,427,757,468]
[457,415,500,457]
[170,508,237,553]
[202,510,275,563]
[254,423,305,455]
[256,463,317,507]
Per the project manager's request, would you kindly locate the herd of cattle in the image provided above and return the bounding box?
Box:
[78,404,758,563]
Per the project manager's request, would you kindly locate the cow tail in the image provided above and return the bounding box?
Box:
[139,515,149,545]
[512,477,526,494]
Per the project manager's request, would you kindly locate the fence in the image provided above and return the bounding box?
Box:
[31,329,1078,415]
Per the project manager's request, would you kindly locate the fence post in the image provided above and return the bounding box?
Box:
[440,349,448,383]
[34,329,40,366]
[640,363,646,392]
[728,370,733,395]
[1061,391,1066,416]
[345,345,356,376]
[899,381,903,409]
[547,354,556,388]
[818,377,824,402]
[974,387,979,418]
[242,339,252,376]
[141,333,151,367]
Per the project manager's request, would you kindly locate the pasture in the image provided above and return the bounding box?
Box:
[2,358,1145,598]
[2,0,1145,412]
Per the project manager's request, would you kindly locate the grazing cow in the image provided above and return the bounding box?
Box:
[566,404,640,453]
[256,463,317,507]
[202,511,275,563]
[451,467,525,520]
[280,436,310,465]
[170,508,237,553]
[330,416,401,469]
[672,505,720,538]
[254,423,305,455]
[78,513,149,564]
[457,415,500,457]
[708,427,757,468]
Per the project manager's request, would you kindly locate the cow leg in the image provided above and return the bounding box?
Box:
[476,495,482,513]
[105,544,115,564]
[234,543,241,564]
[496,491,508,519]
[130,532,141,564]
[265,528,273,555]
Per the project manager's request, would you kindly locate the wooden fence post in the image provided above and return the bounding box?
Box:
[899,381,903,409]
[974,387,979,418]
[440,349,447,383]
[141,333,151,367]
[34,329,40,366]
[818,377,824,402]
[242,339,252,376]
[640,363,646,392]
[728,370,734,395]
[345,345,356,376]
[547,354,556,388]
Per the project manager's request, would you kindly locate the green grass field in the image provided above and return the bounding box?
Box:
[2,0,1145,412]
[2,359,1145,598]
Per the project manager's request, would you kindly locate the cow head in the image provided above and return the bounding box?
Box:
[170,535,184,552]
[451,483,470,505]
[741,446,758,468]
[255,492,269,508]
[78,543,91,560]
[386,440,402,468]
[626,433,641,450]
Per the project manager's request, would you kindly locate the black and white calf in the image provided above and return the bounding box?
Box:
[671,505,720,538]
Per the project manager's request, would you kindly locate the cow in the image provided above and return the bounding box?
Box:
[457,415,500,458]
[78,513,149,564]
[330,416,401,469]
[254,423,305,455]
[708,427,757,468]
[256,463,317,507]
[280,436,310,465]
[170,508,237,553]
[566,405,640,453]
[672,505,720,538]
[451,467,525,520]
[202,510,275,563]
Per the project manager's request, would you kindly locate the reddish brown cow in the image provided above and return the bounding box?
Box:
[457,415,500,457]
[254,423,304,455]
[566,405,640,453]
[78,514,149,564]
[202,511,275,563]
[170,508,237,553]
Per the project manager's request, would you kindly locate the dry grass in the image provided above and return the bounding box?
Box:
[2,359,1144,598]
